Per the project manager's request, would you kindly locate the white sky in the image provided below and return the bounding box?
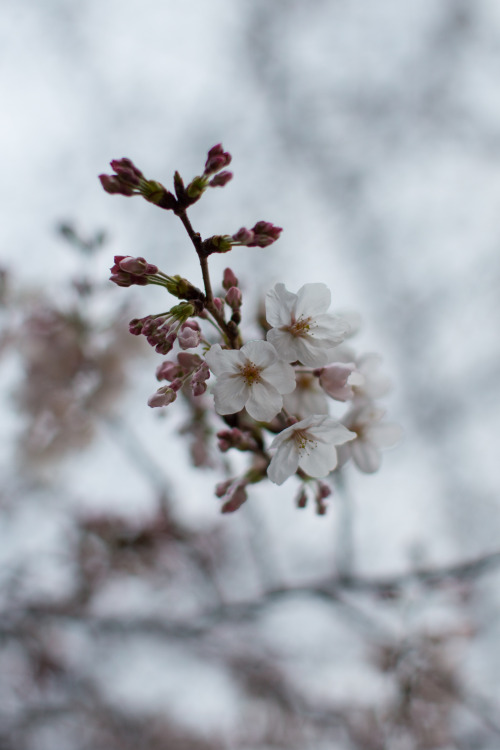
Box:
[2,0,500,738]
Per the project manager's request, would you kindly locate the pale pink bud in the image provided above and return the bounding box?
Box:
[316,481,332,500]
[213,297,224,314]
[319,363,359,402]
[147,386,177,408]
[182,319,201,331]
[215,479,233,498]
[222,268,239,290]
[191,380,208,397]
[177,352,202,371]
[208,171,233,187]
[178,324,201,350]
[232,227,254,245]
[119,256,158,275]
[296,488,308,508]
[225,286,242,310]
[216,428,244,452]
[169,378,183,392]
[156,361,182,382]
[221,485,247,513]
[204,144,232,175]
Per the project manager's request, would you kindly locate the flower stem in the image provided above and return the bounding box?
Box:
[176,208,241,349]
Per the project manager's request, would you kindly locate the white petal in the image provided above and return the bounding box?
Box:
[365,422,403,448]
[262,360,296,394]
[241,339,277,368]
[292,337,330,367]
[265,283,296,327]
[299,441,338,478]
[295,283,331,318]
[283,382,328,419]
[267,438,299,485]
[205,344,243,376]
[351,439,381,473]
[213,373,249,415]
[245,382,283,421]
[268,422,296,450]
[312,314,349,345]
[310,417,356,445]
[266,328,298,363]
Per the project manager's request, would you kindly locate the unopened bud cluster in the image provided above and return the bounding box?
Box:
[100,143,401,513]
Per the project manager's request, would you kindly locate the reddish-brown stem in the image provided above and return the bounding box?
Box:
[176,208,241,349]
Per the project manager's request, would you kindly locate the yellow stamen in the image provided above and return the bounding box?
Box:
[239,361,262,386]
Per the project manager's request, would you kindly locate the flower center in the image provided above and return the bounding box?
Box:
[293,429,318,456]
[296,373,316,391]
[239,361,262,386]
[286,315,313,338]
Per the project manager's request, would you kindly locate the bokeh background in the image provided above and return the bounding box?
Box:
[2,1,500,748]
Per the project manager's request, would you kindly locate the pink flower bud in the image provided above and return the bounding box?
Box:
[191,380,207,397]
[215,479,233,498]
[129,318,144,335]
[110,271,148,287]
[178,323,201,350]
[119,256,158,275]
[216,428,243,452]
[222,268,239,290]
[231,227,254,245]
[182,319,201,332]
[225,286,242,310]
[169,378,183,392]
[209,171,233,187]
[319,363,359,402]
[213,297,224,314]
[156,361,182,382]
[147,386,177,408]
[204,144,232,175]
[177,352,202,372]
[316,481,332,500]
[248,221,282,247]
[296,488,308,508]
[221,484,248,513]
[110,158,144,180]
[99,174,134,196]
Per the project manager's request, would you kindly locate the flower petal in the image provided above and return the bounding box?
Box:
[365,422,403,448]
[292,337,330,367]
[299,441,338,478]
[205,344,244,376]
[245,382,283,421]
[266,328,299,363]
[265,283,297,327]
[213,373,249,415]
[351,439,381,473]
[267,437,299,485]
[241,339,277,368]
[262,360,296,394]
[295,283,331,318]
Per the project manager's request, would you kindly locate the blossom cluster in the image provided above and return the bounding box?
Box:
[99,144,401,513]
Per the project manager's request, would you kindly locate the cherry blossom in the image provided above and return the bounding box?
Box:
[267,415,356,485]
[283,372,328,419]
[205,341,296,422]
[319,362,364,402]
[338,403,402,473]
[265,283,349,367]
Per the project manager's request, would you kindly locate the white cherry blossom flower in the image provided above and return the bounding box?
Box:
[322,346,391,401]
[205,341,295,422]
[267,415,356,485]
[283,372,328,419]
[265,283,349,367]
[338,403,402,473]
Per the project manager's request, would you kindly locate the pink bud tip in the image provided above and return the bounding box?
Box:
[222,268,239,290]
